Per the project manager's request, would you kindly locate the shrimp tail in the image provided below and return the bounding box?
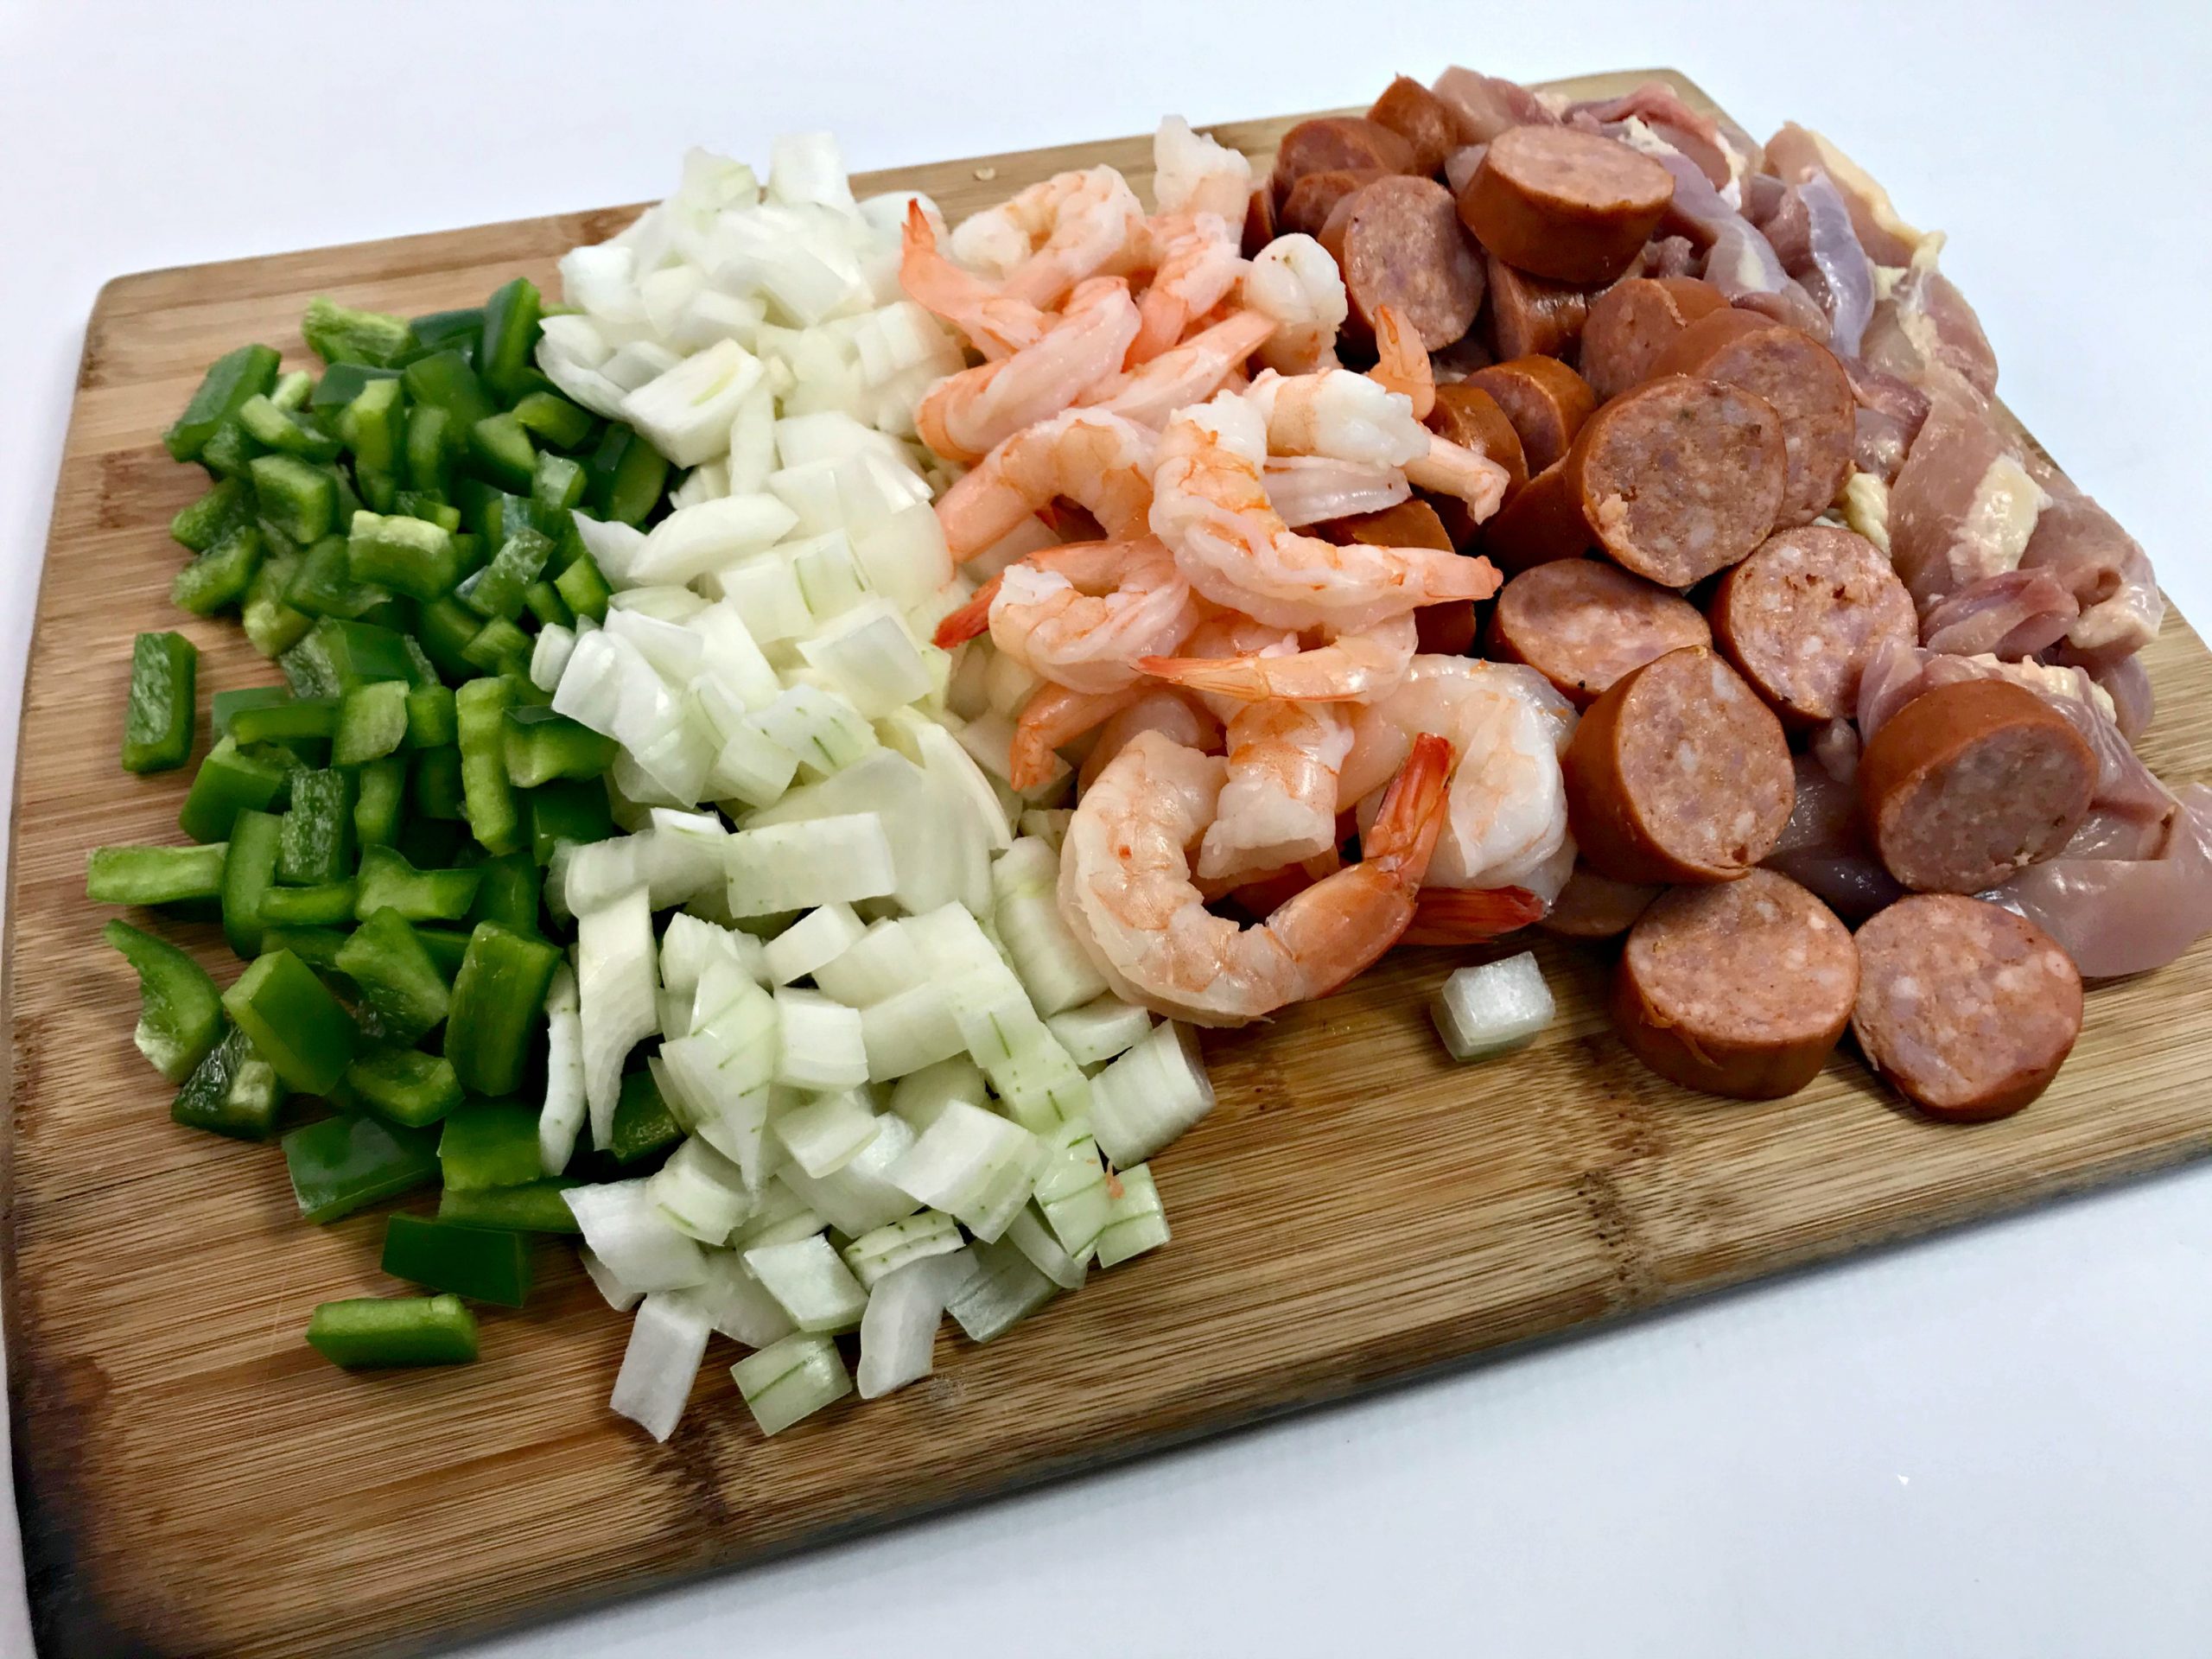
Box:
[933,575,1001,649]
[1138,652,1275,700]
[1370,305,1436,421]
[1011,683,1140,791]
[1398,885,1548,947]
[1362,733,1455,877]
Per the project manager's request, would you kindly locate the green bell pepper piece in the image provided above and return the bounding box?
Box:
[86,842,228,908]
[411,747,467,821]
[380,1214,532,1306]
[466,850,540,937]
[282,617,419,697]
[171,1022,288,1141]
[584,423,668,526]
[172,524,265,617]
[238,394,343,462]
[284,1112,441,1224]
[522,580,572,631]
[412,596,481,683]
[404,403,454,496]
[353,755,407,850]
[276,767,356,887]
[391,491,461,531]
[353,845,480,925]
[437,1096,543,1192]
[263,925,350,974]
[270,370,314,413]
[502,704,613,788]
[459,527,551,621]
[196,419,262,480]
[438,1179,581,1233]
[345,1046,463,1128]
[512,391,594,451]
[461,616,531,677]
[285,532,391,621]
[241,549,314,659]
[310,362,400,410]
[228,695,337,747]
[306,1294,477,1369]
[340,375,408,480]
[412,925,473,980]
[467,411,536,492]
[610,1067,683,1165]
[331,679,410,766]
[303,296,416,368]
[445,922,560,1096]
[249,454,337,544]
[531,451,588,510]
[212,686,289,734]
[179,736,288,843]
[402,349,496,435]
[257,880,358,929]
[456,677,522,854]
[226,948,356,1095]
[478,276,542,402]
[524,779,615,866]
[166,343,280,462]
[221,809,283,957]
[102,918,224,1084]
[335,905,453,1043]
[171,477,251,553]
[121,631,197,774]
[347,510,461,601]
[404,683,457,748]
[408,308,485,360]
[552,550,611,624]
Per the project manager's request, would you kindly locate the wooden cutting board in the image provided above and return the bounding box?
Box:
[9,67,2209,1659]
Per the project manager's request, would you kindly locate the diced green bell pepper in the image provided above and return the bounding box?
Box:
[459,527,551,621]
[513,391,594,451]
[238,393,343,462]
[437,1096,543,1192]
[171,477,251,553]
[332,679,410,766]
[221,809,283,957]
[610,1067,683,1165]
[228,695,337,747]
[478,276,542,402]
[461,616,531,677]
[353,755,407,850]
[404,683,457,748]
[467,412,536,493]
[166,343,280,463]
[455,677,522,854]
[411,746,467,820]
[502,705,613,788]
[122,631,197,774]
[466,850,540,937]
[282,616,420,697]
[584,423,668,526]
[179,736,288,843]
[286,1114,441,1223]
[345,1046,463,1128]
[524,779,615,866]
[347,510,461,601]
[335,905,453,1043]
[171,1022,287,1141]
[353,845,480,925]
[249,454,338,544]
[413,925,473,980]
[257,880,358,929]
[381,1214,532,1306]
[310,362,400,410]
[404,403,454,496]
[242,550,315,658]
[444,922,559,1096]
[103,918,224,1083]
[303,296,416,368]
[86,842,229,908]
[276,767,356,887]
[408,308,485,360]
[263,925,349,974]
[285,532,391,621]
[172,524,265,617]
[402,349,496,436]
[307,1294,476,1369]
[438,1179,581,1233]
[552,550,611,623]
[226,948,356,1095]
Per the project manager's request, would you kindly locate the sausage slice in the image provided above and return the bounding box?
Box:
[1465,355,1597,472]
[1612,870,1859,1098]
[1368,76,1469,176]
[1649,308,1855,527]
[1483,254,1604,359]
[1709,525,1916,726]
[1857,678,2097,894]
[1488,558,1712,707]
[1271,116,1417,194]
[1852,894,2082,1120]
[1486,375,1787,583]
[1321,175,1484,349]
[1539,861,1661,939]
[1281,168,1386,238]
[1459,126,1676,285]
[1562,645,1796,885]
[1579,276,1729,401]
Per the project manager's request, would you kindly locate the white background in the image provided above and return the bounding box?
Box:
[2,2,2209,1654]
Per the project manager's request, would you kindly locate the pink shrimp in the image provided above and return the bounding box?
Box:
[988,536,1204,693]
[949,166,1147,309]
[1367,305,1436,420]
[1010,682,1143,791]
[933,407,1158,560]
[1077,687,1224,793]
[1057,730,1456,1025]
[899,200,1046,360]
[1197,699,1357,883]
[1141,610,1417,702]
[1077,310,1277,428]
[1116,213,1246,367]
[1399,886,1547,946]
[916,276,1142,465]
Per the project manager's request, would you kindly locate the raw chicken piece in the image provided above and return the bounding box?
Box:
[1920,569,2079,659]
[1431,67,1555,143]
[1764,122,1926,266]
[1991,785,2212,979]
[1886,383,2045,610]
[2016,477,2164,664]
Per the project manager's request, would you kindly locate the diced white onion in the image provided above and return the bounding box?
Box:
[772,1087,880,1177]
[725,813,897,915]
[609,1289,712,1442]
[776,1111,920,1236]
[1432,951,1555,1061]
[1088,1020,1214,1168]
[1093,1163,1170,1268]
[578,888,662,1148]
[772,988,869,1090]
[1046,996,1154,1069]
[762,903,866,986]
[539,962,587,1176]
[687,1251,797,1349]
[945,1236,1054,1343]
[732,1332,851,1436]
[888,1099,1043,1243]
[743,1235,868,1333]
[842,1209,965,1289]
[565,1179,710,1293]
[856,1252,969,1400]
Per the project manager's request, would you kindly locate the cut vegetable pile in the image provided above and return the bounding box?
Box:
[92,135,1217,1442]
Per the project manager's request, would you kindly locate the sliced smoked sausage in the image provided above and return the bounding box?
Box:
[1485,375,1787,582]
[1710,525,1916,726]
[1852,894,2082,1120]
[1612,870,1859,1098]
[1368,76,1468,176]
[1856,678,2096,894]
[1465,355,1597,472]
[1538,861,1661,939]
[1424,383,1528,549]
[1489,557,1712,706]
[1562,645,1796,885]
[1243,187,1277,259]
[1272,117,1416,195]
[1579,275,1728,401]
[1483,254,1603,360]
[1319,498,1476,654]
[1321,175,1484,349]
[1281,168,1386,239]
[1648,308,1855,527]
[1458,125,1676,285]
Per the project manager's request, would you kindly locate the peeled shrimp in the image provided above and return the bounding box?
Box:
[1254,353,1510,524]
[1011,681,1141,791]
[899,200,1046,360]
[949,166,1147,308]
[1243,234,1347,375]
[934,407,1157,560]
[1152,117,1255,223]
[1341,657,1578,898]
[1148,395,1499,632]
[1058,729,1453,1025]
[1141,610,1416,703]
[1116,213,1245,366]
[1262,454,1410,528]
[987,536,1202,693]
[917,276,1142,464]
[1198,700,1355,882]
[1077,310,1277,428]
[1077,686,1224,793]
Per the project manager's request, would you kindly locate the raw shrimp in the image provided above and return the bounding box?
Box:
[1010,681,1141,791]
[1148,395,1499,632]
[1116,213,1245,366]
[1340,657,1578,898]
[1198,700,1356,882]
[988,536,1203,693]
[1141,610,1417,702]
[1399,886,1548,945]
[899,200,1046,359]
[934,407,1158,560]
[949,166,1147,308]
[1077,310,1277,427]
[917,276,1142,464]
[1243,234,1348,375]
[1077,686,1224,793]
[1058,729,1455,1026]
[1153,116,1255,222]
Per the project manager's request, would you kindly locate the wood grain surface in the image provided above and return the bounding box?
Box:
[9,68,2210,1659]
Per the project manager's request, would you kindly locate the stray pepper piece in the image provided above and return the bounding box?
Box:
[306,1294,477,1369]
[103,919,224,1084]
[381,1214,533,1306]
[172,1023,288,1141]
[165,343,280,463]
[437,1096,545,1192]
[86,842,230,908]
[121,631,198,774]
[284,1114,441,1224]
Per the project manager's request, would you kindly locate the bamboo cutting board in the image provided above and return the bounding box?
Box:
[9,68,2212,1659]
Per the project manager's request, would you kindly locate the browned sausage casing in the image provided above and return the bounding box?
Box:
[1281,168,1386,239]
[1612,870,1859,1098]
[1489,557,1712,706]
[1709,525,1916,726]
[1485,376,1787,584]
[1483,254,1604,360]
[1424,383,1527,549]
[1272,117,1416,196]
[1563,645,1796,885]
[1368,76,1469,176]
[1852,895,2082,1120]
[1242,186,1277,259]
[1648,308,1854,527]
[1321,176,1485,349]
[1538,861,1662,939]
[1580,276,1729,402]
[1459,126,1676,285]
[1857,679,2097,894]
[1465,355,1598,472]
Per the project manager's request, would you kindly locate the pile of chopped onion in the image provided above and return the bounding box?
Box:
[536,136,1215,1442]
